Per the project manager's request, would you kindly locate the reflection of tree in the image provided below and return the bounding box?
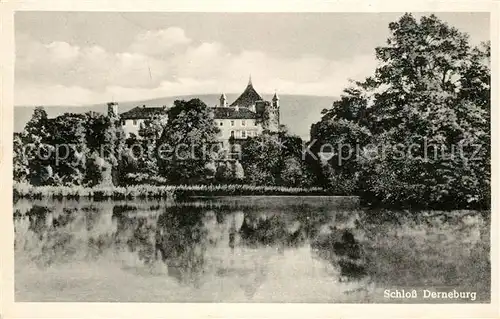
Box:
[155,206,209,284]
[292,205,331,239]
[237,206,333,249]
[240,214,288,246]
[112,205,158,264]
[24,205,52,238]
[16,203,121,265]
[16,205,80,265]
[311,227,367,281]
[238,212,310,249]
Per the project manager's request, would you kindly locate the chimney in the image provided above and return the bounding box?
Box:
[235,104,239,112]
[250,104,256,113]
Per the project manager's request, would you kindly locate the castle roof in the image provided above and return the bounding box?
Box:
[212,107,257,119]
[120,105,166,120]
[230,78,263,108]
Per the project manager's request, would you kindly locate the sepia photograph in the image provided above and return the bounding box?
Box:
[1,2,497,317]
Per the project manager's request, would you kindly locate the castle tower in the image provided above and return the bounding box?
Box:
[219,93,228,107]
[272,91,279,108]
[107,102,119,118]
[266,91,280,131]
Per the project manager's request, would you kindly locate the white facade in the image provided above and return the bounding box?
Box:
[121,118,145,138]
[215,118,262,146]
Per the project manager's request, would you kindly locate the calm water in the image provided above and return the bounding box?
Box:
[14,197,490,303]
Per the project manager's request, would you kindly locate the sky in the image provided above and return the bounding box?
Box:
[15,12,490,106]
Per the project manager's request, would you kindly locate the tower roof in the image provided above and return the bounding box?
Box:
[272,91,279,101]
[230,77,263,108]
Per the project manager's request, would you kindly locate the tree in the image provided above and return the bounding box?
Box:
[310,13,490,209]
[215,161,234,183]
[310,92,372,192]
[85,151,113,186]
[281,157,303,187]
[157,99,220,184]
[13,133,29,182]
[203,161,217,182]
[233,160,245,181]
[85,112,109,153]
[136,116,164,181]
[23,106,50,144]
[240,133,283,185]
[49,113,88,185]
[85,111,126,185]
[22,107,56,185]
[241,130,314,187]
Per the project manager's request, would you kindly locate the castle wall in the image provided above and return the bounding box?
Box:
[214,118,263,147]
[122,119,145,138]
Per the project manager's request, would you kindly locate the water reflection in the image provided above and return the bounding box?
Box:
[15,199,367,289]
[14,198,490,302]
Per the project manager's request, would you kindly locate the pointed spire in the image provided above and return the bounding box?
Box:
[272,90,279,101]
[229,75,262,107]
[219,93,227,107]
[248,74,253,87]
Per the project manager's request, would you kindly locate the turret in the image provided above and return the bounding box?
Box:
[264,91,280,132]
[272,91,279,108]
[219,93,228,108]
[107,102,119,118]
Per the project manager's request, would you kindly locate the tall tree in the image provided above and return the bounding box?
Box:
[49,113,88,185]
[311,13,490,208]
[157,99,220,184]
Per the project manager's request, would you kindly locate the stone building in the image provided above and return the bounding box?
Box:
[109,77,280,144]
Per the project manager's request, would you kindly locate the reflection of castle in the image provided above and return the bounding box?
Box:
[107,76,280,146]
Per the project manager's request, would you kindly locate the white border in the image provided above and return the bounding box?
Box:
[1,1,499,318]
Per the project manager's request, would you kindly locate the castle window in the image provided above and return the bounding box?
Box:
[241,131,246,138]
[242,120,246,126]
[133,120,137,125]
[230,120,235,126]
[220,121,224,126]
[230,131,235,138]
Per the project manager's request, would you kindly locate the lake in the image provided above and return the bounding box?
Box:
[13,197,490,303]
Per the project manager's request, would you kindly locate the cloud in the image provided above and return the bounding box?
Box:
[15,27,378,106]
[45,41,80,62]
[128,27,192,56]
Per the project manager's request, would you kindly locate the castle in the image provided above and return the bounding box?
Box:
[108,77,280,147]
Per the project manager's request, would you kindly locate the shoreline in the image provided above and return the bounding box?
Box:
[13,183,336,201]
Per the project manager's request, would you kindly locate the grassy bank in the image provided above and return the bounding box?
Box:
[13,182,330,201]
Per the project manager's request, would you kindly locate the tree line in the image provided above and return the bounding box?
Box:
[13,14,490,209]
[13,98,316,189]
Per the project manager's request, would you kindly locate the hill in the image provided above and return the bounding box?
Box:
[14,94,336,140]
